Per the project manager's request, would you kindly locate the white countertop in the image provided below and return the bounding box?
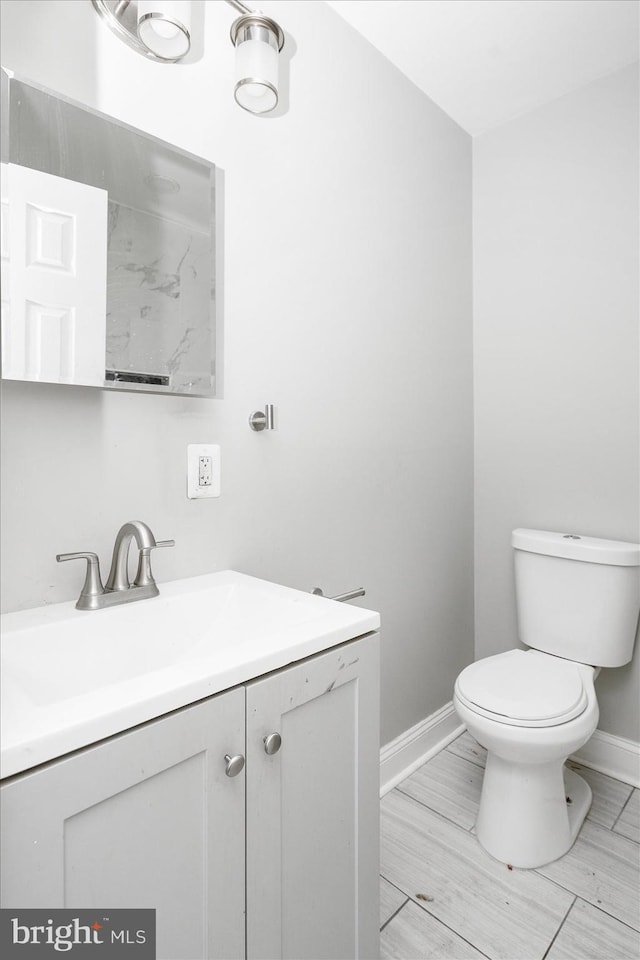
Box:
[1,571,380,779]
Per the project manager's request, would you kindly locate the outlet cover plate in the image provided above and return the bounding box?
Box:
[187,444,220,499]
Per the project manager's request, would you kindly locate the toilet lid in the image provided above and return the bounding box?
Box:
[456,650,588,725]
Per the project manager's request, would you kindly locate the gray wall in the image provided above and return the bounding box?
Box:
[474,64,639,740]
[0,1,474,746]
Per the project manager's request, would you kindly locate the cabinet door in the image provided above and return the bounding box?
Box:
[246,633,380,960]
[1,688,246,960]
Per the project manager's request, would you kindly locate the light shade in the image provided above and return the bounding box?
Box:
[137,0,191,61]
[231,15,284,115]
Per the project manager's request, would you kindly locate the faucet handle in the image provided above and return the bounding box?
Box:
[133,539,175,589]
[56,552,105,610]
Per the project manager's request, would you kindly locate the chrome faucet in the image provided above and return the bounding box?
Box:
[57,521,174,611]
[105,521,162,592]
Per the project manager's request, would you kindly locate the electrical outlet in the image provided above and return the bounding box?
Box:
[199,456,212,486]
[187,444,220,499]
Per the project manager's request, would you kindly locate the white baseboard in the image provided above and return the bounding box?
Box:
[381,706,640,794]
[380,701,464,797]
[571,729,640,787]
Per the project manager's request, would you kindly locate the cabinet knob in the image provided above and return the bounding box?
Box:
[263,733,282,755]
[224,753,245,777]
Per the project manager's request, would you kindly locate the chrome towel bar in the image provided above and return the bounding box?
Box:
[311,587,366,603]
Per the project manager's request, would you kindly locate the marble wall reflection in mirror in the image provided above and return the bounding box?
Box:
[0,68,217,397]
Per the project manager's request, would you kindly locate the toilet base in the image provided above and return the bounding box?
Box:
[475,756,592,868]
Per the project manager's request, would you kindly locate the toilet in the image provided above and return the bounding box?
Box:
[454,528,640,869]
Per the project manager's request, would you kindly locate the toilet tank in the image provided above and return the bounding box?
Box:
[512,529,640,667]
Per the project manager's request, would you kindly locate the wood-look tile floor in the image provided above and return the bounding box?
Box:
[380,732,640,960]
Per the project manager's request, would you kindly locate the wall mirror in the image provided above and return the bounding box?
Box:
[1,68,218,397]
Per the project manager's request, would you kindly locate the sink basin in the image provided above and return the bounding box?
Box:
[5,577,334,705]
[1,571,379,779]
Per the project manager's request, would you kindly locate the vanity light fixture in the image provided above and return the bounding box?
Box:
[229,8,285,115]
[92,0,285,114]
[137,0,191,60]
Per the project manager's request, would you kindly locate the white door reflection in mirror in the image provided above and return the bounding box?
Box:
[1,163,107,386]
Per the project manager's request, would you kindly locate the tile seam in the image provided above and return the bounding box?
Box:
[540,895,577,960]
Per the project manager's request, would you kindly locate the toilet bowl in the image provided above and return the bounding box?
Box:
[454,649,599,868]
[454,529,640,869]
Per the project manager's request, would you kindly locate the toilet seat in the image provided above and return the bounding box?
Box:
[455,649,588,727]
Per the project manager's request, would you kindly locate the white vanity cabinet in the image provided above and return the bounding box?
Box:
[246,632,380,960]
[0,632,380,960]
[1,686,247,960]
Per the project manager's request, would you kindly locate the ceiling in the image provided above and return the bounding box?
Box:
[325,0,639,135]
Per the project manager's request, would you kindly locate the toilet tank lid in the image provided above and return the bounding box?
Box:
[512,529,640,566]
